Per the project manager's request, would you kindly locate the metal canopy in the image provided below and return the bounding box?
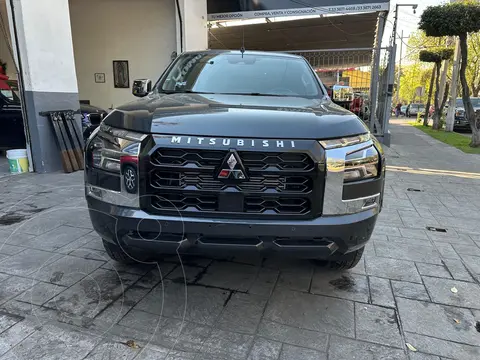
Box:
[208,12,380,52]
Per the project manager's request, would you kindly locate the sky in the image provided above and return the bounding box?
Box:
[381,0,448,64]
[384,0,447,44]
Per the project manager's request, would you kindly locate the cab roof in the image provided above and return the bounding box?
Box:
[183,49,304,60]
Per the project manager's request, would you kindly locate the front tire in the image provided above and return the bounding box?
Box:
[103,239,146,264]
[314,247,365,270]
[330,247,364,270]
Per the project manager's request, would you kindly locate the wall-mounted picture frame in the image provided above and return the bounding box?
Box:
[94,73,105,83]
[113,60,129,88]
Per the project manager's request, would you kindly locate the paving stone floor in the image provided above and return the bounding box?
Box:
[0,120,479,359]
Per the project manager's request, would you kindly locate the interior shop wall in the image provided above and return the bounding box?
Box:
[69,0,176,110]
[0,0,17,79]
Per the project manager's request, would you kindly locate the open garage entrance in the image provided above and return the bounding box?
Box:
[2,0,208,174]
[207,5,393,144]
[0,0,29,176]
[68,0,179,112]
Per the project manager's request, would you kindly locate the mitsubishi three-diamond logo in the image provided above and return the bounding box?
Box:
[227,154,237,170]
[217,150,248,181]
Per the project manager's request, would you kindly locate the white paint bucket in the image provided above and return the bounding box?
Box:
[6,149,29,174]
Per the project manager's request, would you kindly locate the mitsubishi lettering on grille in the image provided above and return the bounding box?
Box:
[217,151,248,181]
[170,136,296,149]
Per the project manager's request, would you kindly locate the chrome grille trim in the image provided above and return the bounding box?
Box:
[323,139,381,215]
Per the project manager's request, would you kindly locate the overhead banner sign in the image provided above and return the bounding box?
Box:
[207,0,390,20]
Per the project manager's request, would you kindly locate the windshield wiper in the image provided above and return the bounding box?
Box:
[160,90,216,95]
[160,91,293,97]
[220,92,288,97]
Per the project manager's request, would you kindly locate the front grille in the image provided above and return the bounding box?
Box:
[145,144,323,219]
[151,193,217,211]
[245,197,310,215]
[151,149,225,168]
[150,171,312,193]
[151,149,314,171]
[239,152,314,171]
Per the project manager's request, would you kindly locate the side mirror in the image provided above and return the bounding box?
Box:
[132,79,152,97]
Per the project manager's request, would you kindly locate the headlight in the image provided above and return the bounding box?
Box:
[344,145,379,182]
[321,134,383,215]
[320,133,381,183]
[319,133,371,149]
[87,124,145,174]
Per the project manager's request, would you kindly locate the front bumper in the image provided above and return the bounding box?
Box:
[454,118,470,130]
[88,196,378,259]
[85,130,385,259]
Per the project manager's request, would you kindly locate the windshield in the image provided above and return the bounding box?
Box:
[456,98,480,107]
[158,52,322,98]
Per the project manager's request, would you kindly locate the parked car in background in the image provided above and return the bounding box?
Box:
[0,78,108,149]
[406,103,425,117]
[400,105,407,116]
[0,78,25,150]
[454,97,480,132]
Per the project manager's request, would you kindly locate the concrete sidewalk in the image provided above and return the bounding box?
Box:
[0,120,479,360]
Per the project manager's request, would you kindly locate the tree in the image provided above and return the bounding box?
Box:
[398,63,432,103]
[419,2,480,146]
[466,32,480,97]
[418,58,436,127]
[419,49,454,129]
[407,30,447,62]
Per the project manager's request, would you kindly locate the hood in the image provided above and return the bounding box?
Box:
[104,92,369,140]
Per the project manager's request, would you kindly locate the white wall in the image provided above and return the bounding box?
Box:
[69,0,176,110]
[9,0,78,93]
[177,0,208,52]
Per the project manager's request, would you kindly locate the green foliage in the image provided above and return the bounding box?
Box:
[439,113,446,129]
[404,25,479,99]
[411,123,480,154]
[416,113,423,123]
[399,63,432,103]
[419,48,454,63]
[406,30,446,62]
[467,32,480,96]
[419,3,480,37]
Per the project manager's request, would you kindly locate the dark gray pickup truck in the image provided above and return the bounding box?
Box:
[85,50,385,270]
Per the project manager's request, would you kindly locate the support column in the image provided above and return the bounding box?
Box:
[7,0,80,173]
[175,0,208,54]
[369,11,386,135]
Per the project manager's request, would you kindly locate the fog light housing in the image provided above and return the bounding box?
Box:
[123,165,138,194]
[363,197,377,208]
[87,186,103,199]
